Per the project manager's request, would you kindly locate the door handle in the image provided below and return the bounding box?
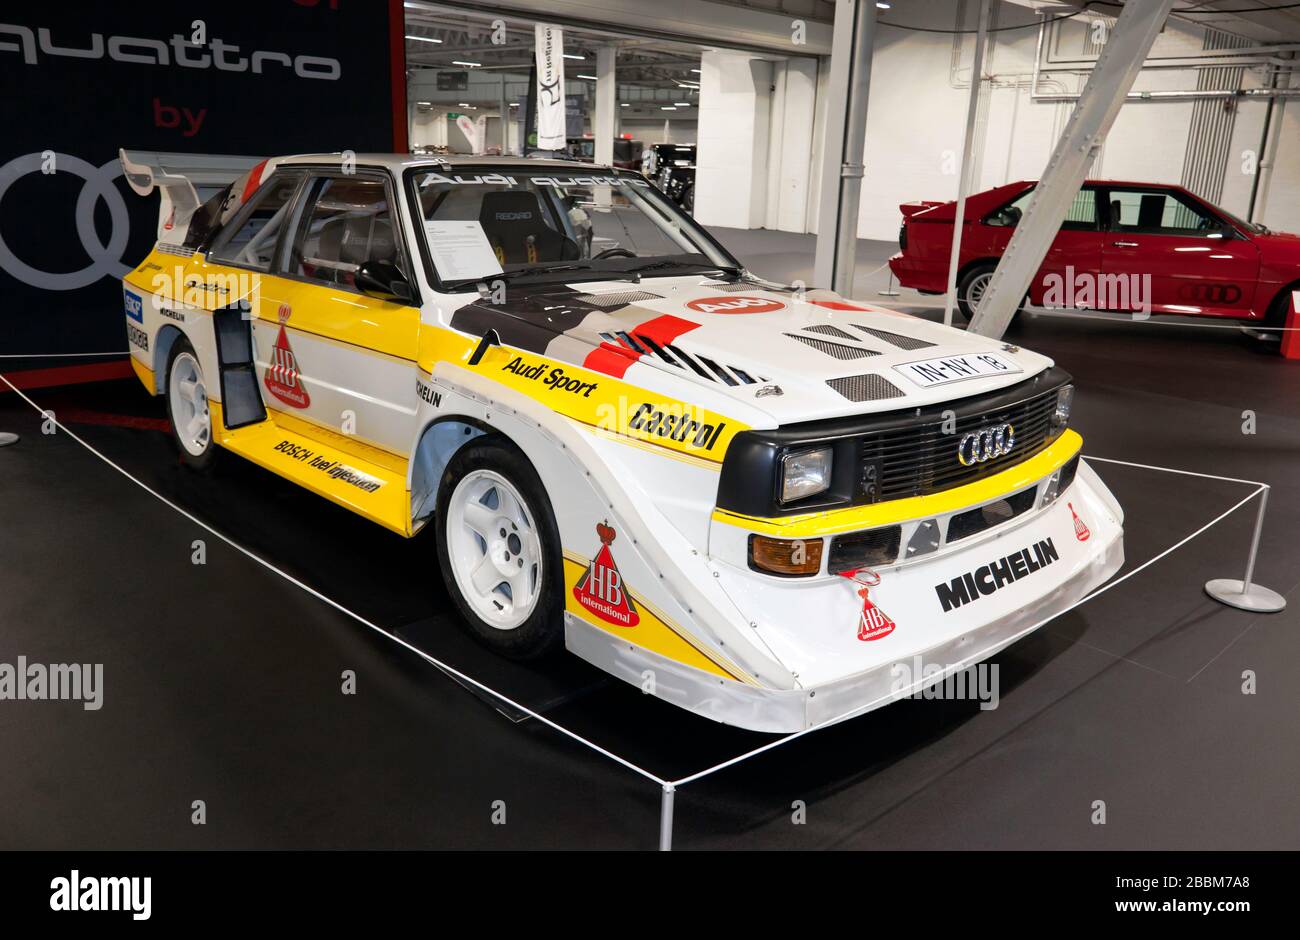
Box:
[1111,240,1139,248]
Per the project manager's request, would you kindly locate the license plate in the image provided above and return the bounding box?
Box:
[893,352,1022,388]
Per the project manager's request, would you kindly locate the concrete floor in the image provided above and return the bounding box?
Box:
[2,227,1299,850]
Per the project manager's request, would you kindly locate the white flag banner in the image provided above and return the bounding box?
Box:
[455,113,480,154]
[534,24,566,152]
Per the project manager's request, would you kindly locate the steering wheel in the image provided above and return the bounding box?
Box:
[592,247,637,260]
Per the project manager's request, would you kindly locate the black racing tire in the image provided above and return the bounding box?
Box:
[163,336,219,472]
[434,436,565,660]
[1262,283,1299,332]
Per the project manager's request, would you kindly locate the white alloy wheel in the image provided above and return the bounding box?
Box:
[965,270,993,314]
[446,469,544,631]
[168,351,211,457]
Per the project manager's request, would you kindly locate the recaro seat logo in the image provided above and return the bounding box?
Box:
[686,296,786,315]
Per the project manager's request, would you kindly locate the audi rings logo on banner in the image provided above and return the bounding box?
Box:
[957,423,1016,466]
[0,151,132,291]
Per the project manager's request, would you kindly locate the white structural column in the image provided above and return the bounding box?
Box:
[595,45,617,168]
[942,0,991,327]
[968,0,1178,337]
[765,58,820,234]
[694,50,773,229]
[813,0,878,295]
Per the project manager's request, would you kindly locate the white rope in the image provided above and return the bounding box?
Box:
[0,372,669,788]
[0,351,129,358]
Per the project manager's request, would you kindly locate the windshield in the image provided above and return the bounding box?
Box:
[408,166,739,290]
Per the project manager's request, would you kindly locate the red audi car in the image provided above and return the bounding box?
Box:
[888,180,1300,325]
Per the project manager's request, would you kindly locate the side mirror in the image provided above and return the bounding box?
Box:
[356,259,413,304]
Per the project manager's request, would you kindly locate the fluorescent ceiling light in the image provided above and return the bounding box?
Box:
[660,106,675,110]
[452,60,480,67]
[690,68,701,74]
[673,102,690,106]
[620,102,629,107]
[876,2,891,8]
[577,74,596,80]
[406,35,443,44]
[563,54,585,60]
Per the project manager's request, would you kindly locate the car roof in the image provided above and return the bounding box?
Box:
[275,153,611,172]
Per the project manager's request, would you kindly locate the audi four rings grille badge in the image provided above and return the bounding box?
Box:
[957,423,1016,466]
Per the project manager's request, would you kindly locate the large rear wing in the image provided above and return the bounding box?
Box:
[119,149,270,247]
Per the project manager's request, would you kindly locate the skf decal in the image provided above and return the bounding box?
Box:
[686,296,785,315]
[573,521,640,627]
[628,402,726,451]
[124,288,143,323]
[935,538,1060,612]
[839,569,896,642]
[264,304,311,409]
[503,356,598,397]
[1069,502,1091,541]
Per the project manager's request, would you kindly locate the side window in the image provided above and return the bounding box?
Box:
[288,176,406,292]
[986,187,1096,230]
[1106,189,1216,235]
[208,171,304,271]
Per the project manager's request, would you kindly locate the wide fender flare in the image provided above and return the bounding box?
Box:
[417,361,799,691]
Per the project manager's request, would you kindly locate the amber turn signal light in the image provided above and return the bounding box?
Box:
[748,534,823,577]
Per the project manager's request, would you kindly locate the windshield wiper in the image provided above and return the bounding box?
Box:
[627,259,743,278]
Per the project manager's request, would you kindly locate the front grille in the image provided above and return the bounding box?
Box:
[865,386,1060,501]
[946,486,1038,543]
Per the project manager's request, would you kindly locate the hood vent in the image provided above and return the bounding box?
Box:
[827,373,906,402]
[599,331,764,386]
[575,290,663,308]
[803,324,858,341]
[785,333,879,360]
[847,323,935,351]
[706,281,790,293]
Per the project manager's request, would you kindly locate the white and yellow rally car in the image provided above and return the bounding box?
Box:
[118,150,1124,733]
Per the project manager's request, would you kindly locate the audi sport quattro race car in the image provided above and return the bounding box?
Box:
[117,149,1124,733]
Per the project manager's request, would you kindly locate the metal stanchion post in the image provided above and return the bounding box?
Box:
[659,783,675,852]
[878,270,899,297]
[1206,485,1287,613]
[0,432,17,446]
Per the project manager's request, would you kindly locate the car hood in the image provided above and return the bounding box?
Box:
[448,277,1054,425]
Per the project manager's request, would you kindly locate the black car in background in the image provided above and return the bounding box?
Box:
[642,143,696,214]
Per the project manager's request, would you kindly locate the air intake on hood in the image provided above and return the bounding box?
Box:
[802,324,858,341]
[827,373,906,402]
[785,334,879,360]
[575,290,664,308]
[846,323,935,351]
[706,282,791,293]
[598,332,765,386]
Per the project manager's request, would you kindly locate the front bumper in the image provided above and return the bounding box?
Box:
[564,457,1124,733]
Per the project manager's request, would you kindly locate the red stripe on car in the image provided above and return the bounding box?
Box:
[810,299,869,312]
[583,343,639,378]
[630,314,701,346]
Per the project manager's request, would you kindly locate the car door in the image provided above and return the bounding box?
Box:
[979,185,1103,307]
[255,169,421,458]
[1099,186,1260,317]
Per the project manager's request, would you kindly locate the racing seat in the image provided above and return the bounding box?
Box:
[309,213,398,287]
[477,191,579,265]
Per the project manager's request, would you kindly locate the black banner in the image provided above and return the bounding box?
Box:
[0,0,401,370]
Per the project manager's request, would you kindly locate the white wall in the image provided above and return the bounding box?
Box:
[695,50,774,229]
[849,2,1300,239]
[765,57,820,232]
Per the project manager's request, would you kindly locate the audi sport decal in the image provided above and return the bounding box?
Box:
[686,296,786,315]
[935,537,1059,613]
[572,521,640,627]
[1069,502,1091,541]
[840,569,896,642]
[502,356,598,398]
[264,304,311,409]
